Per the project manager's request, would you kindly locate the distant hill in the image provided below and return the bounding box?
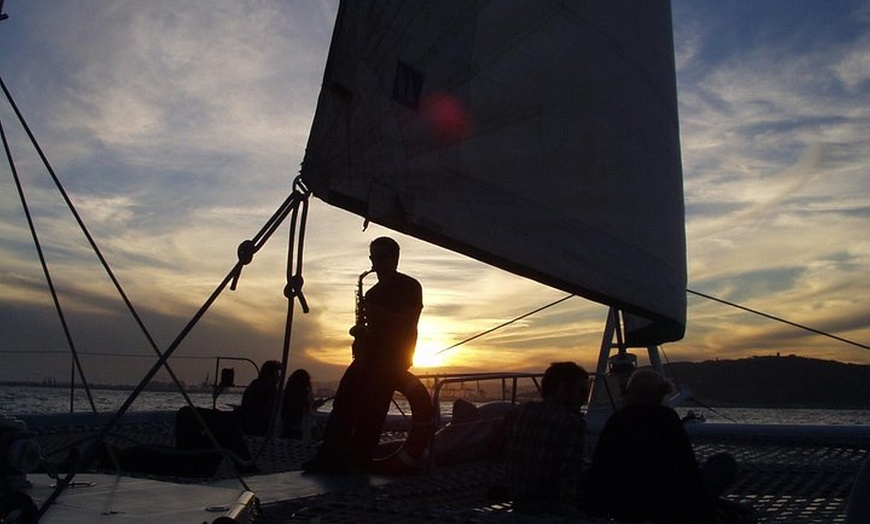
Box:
[663,355,870,408]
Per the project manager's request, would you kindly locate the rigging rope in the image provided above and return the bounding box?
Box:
[35,188,310,516]
[658,345,739,423]
[254,175,312,459]
[1,74,262,501]
[436,288,868,357]
[2,70,314,514]
[0,74,314,514]
[0,94,97,414]
[687,288,869,351]
[435,293,575,355]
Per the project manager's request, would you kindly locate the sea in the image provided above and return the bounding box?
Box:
[2,384,870,426]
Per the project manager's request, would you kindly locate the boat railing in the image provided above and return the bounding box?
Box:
[210,356,260,408]
[417,372,543,429]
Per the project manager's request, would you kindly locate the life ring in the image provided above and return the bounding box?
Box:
[370,371,435,474]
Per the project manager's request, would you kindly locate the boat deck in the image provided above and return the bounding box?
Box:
[251,441,865,524]
[21,418,869,523]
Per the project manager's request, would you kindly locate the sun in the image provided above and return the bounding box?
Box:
[412,339,451,369]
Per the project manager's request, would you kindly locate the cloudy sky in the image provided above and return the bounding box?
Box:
[0,1,867,389]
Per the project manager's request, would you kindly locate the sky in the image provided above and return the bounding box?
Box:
[0,1,867,389]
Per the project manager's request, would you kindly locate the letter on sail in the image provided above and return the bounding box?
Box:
[302,1,686,345]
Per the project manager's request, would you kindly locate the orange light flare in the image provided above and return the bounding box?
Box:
[411,320,457,369]
[412,339,452,369]
[420,93,472,139]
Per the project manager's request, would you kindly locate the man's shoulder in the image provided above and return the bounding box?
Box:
[394,272,423,297]
[395,272,422,287]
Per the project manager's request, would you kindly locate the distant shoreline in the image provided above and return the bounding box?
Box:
[4,355,869,410]
[0,380,225,393]
[2,380,867,411]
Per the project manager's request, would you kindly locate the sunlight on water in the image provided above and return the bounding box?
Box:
[2,386,870,426]
[675,406,870,426]
[0,385,243,415]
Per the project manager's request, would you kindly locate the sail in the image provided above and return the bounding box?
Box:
[301,1,686,345]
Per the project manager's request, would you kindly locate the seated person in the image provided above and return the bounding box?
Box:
[281,368,315,440]
[500,362,589,515]
[587,368,740,523]
[96,406,253,478]
[239,360,281,436]
[433,399,512,466]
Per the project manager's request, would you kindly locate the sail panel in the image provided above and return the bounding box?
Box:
[302,0,687,344]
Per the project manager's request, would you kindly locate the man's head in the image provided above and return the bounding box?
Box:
[370,237,400,274]
[541,361,589,406]
[260,360,281,384]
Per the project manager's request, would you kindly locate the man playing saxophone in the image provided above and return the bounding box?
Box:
[305,236,423,473]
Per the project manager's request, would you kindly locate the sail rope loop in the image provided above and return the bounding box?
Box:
[283,176,311,313]
[251,175,311,458]
[36,182,318,515]
[229,178,310,292]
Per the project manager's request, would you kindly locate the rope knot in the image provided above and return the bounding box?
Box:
[230,240,257,290]
[237,240,256,265]
[285,275,309,313]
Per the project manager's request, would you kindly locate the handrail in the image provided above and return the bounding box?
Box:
[211,356,260,408]
[411,371,542,469]
[418,371,543,428]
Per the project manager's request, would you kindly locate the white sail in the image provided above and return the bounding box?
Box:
[301,0,686,345]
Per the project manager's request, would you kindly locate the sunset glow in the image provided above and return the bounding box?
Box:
[0,2,867,387]
[412,340,452,369]
[412,321,455,368]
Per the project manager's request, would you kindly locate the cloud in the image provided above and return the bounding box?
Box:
[1,1,868,390]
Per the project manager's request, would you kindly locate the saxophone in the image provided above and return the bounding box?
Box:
[351,269,373,358]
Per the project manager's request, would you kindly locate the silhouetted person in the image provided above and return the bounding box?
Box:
[282,368,315,440]
[305,237,422,472]
[588,368,748,523]
[501,361,590,515]
[239,360,281,436]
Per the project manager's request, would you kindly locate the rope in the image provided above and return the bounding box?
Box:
[2,73,208,418]
[1,74,262,503]
[435,294,574,355]
[38,190,311,515]
[33,176,310,519]
[230,187,301,291]
[0,79,98,414]
[659,346,739,423]
[436,288,867,359]
[687,288,869,351]
[255,176,312,459]
[1,72,314,513]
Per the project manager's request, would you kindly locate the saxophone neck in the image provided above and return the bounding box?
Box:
[358,268,374,284]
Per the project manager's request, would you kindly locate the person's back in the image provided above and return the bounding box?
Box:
[282,369,314,439]
[589,403,711,522]
[502,362,589,515]
[588,368,715,523]
[240,360,280,436]
[504,399,586,513]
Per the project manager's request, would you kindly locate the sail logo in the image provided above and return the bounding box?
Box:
[392,61,424,110]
